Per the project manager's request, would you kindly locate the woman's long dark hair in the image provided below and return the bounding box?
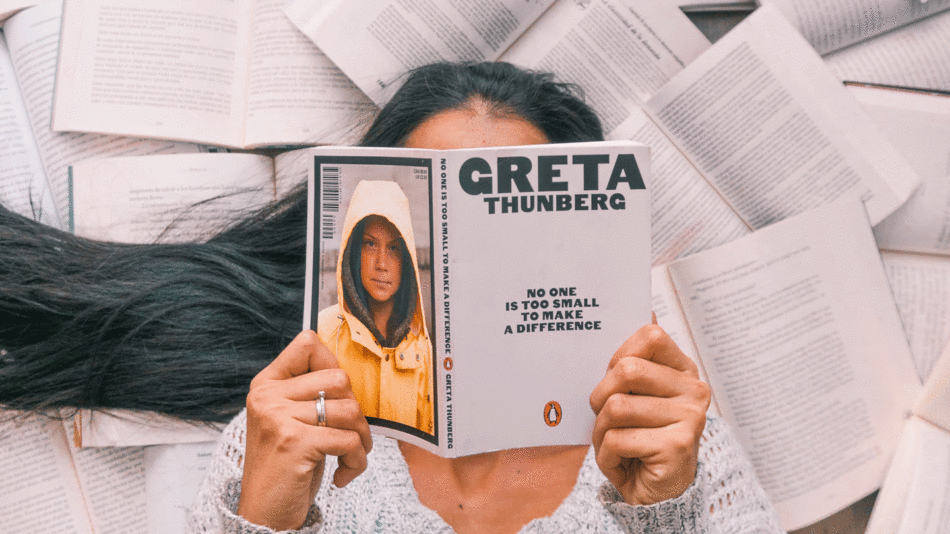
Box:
[0,62,603,423]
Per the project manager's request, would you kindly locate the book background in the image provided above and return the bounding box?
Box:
[3,2,949,533]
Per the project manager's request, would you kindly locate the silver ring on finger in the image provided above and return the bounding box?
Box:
[316,390,327,427]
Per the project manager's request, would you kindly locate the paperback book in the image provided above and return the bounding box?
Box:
[301,140,652,456]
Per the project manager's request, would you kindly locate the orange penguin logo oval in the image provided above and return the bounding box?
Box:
[544,401,562,427]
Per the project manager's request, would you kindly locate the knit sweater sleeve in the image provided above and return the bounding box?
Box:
[596,416,785,534]
[187,409,324,534]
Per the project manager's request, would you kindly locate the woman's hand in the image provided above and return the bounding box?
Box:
[590,323,711,506]
[237,330,373,530]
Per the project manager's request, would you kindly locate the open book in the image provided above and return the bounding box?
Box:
[866,338,950,534]
[69,151,310,242]
[0,413,216,534]
[50,0,376,149]
[0,1,199,231]
[589,6,919,266]
[652,198,921,531]
[848,84,950,383]
[285,0,711,107]
[759,0,950,93]
[302,141,652,457]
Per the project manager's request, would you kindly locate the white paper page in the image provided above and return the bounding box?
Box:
[825,10,950,93]
[273,146,312,198]
[244,0,376,147]
[864,416,926,534]
[0,33,59,227]
[851,86,950,254]
[881,251,950,382]
[144,441,217,534]
[609,107,750,265]
[70,153,276,244]
[893,417,950,534]
[3,1,199,223]
[52,0,251,147]
[668,199,921,531]
[0,0,39,25]
[78,410,223,448]
[646,5,920,229]
[762,0,950,55]
[651,265,720,417]
[439,142,651,455]
[292,0,555,104]
[0,415,94,533]
[915,336,950,432]
[501,0,710,135]
[67,434,149,534]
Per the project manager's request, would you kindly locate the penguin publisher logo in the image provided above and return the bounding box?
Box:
[544,401,562,427]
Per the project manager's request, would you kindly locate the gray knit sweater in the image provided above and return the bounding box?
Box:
[188,410,785,533]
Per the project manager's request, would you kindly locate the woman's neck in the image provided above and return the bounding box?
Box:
[399,441,588,534]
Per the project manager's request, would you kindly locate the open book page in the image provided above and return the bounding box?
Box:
[868,341,950,534]
[3,1,198,224]
[610,107,750,265]
[288,0,555,105]
[144,442,217,534]
[500,0,710,136]
[852,85,950,254]
[825,10,950,93]
[244,0,375,147]
[645,5,920,229]
[273,145,315,198]
[70,153,277,243]
[651,265,720,417]
[53,0,253,148]
[65,424,149,534]
[882,251,950,383]
[761,0,950,55]
[0,33,58,227]
[668,199,921,531]
[76,410,223,448]
[868,417,950,534]
[0,0,39,24]
[0,415,94,533]
[914,336,950,432]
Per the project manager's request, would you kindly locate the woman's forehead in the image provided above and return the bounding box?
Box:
[403,105,548,150]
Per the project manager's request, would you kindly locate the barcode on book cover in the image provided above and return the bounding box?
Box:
[321,166,341,240]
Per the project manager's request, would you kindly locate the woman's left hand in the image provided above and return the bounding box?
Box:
[590,323,711,506]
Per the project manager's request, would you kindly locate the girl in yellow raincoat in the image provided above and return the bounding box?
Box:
[317,180,433,434]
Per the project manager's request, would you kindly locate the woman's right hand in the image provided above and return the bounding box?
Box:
[237,330,373,530]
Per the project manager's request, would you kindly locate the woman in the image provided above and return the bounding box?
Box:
[188,62,784,533]
[321,180,433,433]
[0,62,782,532]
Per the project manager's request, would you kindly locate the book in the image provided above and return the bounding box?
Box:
[50,0,376,149]
[761,0,950,56]
[847,84,950,383]
[285,0,711,107]
[603,6,919,268]
[759,0,950,93]
[652,198,921,531]
[0,0,38,24]
[302,140,652,457]
[0,1,200,231]
[824,9,950,94]
[69,151,310,242]
[865,339,950,534]
[0,412,215,534]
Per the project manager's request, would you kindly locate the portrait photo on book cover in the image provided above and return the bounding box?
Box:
[311,159,436,439]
